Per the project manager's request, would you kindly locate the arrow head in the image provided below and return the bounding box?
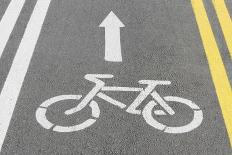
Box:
[99,11,125,28]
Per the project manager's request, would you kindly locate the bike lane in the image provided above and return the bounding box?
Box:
[1,0,231,154]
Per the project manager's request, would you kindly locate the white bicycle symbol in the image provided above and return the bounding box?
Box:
[36,74,203,133]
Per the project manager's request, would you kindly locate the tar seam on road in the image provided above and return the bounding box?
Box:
[212,0,232,58]
[0,0,26,59]
[0,0,52,152]
[191,0,232,147]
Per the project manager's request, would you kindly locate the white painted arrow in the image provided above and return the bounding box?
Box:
[99,11,125,62]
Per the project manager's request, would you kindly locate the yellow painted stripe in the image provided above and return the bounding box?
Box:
[191,0,232,147]
[212,0,232,58]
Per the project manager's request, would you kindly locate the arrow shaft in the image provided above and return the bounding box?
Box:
[104,27,122,62]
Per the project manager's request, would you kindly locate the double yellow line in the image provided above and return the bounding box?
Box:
[191,0,232,147]
[213,0,232,58]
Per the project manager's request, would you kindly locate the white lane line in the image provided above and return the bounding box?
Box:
[0,0,26,59]
[0,0,52,151]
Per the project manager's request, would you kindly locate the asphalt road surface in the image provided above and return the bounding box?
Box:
[0,0,231,154]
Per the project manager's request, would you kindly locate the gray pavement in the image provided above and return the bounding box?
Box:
[0,0,231,154]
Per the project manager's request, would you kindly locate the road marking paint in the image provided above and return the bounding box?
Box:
[102,86,143,92]
[97,92,127,109]
[52,119,96,133]
[89,101,100,118]
[151,91,175,115]
[212,0,232,58]
[36,74,203,134]
[153,110,166,116]
[164,110,203,134]
[142,96,203,134]
[99,11,125,62]
[0,0,52,151]
[142,101,167,131]
[40,95,82,108]
[36,108,54,129]
[36,95,99,133]
[191,0,232,146]
[0,0,26,59]
[64,74,112,115]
